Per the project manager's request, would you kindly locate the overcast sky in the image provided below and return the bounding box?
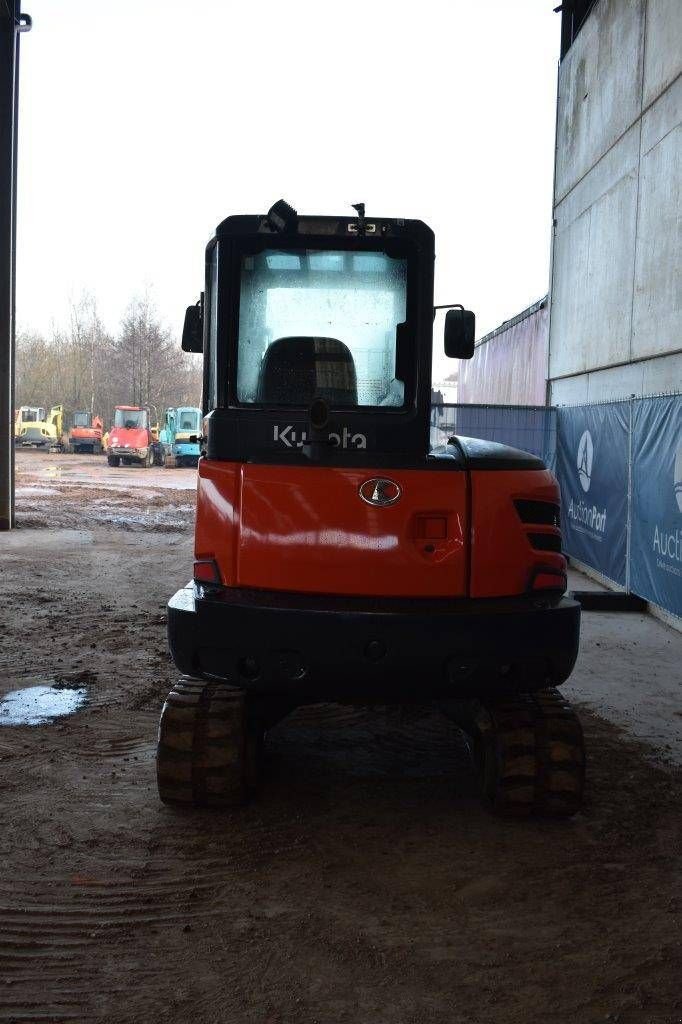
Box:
[16,0,560,385]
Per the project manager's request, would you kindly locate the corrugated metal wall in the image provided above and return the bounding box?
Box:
[458,299,549,406]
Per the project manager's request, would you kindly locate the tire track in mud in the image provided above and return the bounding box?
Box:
[0,869,237,1022]
[70,734,150,760]
[0,706,477,1021]
[2,727,681,1024]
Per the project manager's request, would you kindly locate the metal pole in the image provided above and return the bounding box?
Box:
[625,396,634,594]
[0,3,30,530]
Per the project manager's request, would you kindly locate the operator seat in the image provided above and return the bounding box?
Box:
[258,336,358,406]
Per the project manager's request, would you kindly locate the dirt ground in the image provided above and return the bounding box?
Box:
[1,450,681,1024]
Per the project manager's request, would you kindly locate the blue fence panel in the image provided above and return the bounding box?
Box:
[556,402,629,586]
[432,395,681,618]
[430,404,458,448]
[430,404,556,467]
[630,395,682,617]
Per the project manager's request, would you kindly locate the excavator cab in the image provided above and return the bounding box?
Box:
[159,202,585,818]
[14,407,45,442]
[15,405,62,448]
[186,203,445,463]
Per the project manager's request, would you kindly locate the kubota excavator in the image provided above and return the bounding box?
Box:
[157,201,585,817]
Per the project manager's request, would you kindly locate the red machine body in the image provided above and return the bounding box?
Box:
[107,406,156,467]
[166,206,578,704]
[194,460,564,600]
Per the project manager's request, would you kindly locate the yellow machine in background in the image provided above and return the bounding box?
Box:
[14,406,45,440]
[15,405,64,449]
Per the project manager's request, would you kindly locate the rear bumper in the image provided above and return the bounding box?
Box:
[168,584,580,701]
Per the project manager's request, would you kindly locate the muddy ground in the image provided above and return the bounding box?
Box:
[1,450,681,1024]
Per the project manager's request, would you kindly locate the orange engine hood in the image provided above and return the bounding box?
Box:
[194,460,468,598]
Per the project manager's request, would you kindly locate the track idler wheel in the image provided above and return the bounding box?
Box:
[157,677,263,808]
[470,688,585,818]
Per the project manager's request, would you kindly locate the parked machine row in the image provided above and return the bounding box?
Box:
[14,403,202,469]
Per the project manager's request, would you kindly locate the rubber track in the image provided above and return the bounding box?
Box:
[157,677,250,807]
[477,688,585,818]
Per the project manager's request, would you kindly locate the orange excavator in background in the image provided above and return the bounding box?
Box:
[63,412,103,454]
[157,200,585,819]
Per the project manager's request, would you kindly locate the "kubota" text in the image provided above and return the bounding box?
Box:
[273,425,367,449]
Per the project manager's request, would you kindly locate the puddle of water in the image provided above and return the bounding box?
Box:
[0,685,87,726]
[96,511,189,532]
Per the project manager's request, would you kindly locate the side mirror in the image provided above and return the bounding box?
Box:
[444,307,475,359]
[182,302,203,353]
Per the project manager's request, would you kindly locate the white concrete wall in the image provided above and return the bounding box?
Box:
[549,0,681,403]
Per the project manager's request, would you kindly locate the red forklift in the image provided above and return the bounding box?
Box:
[157,201,584,817]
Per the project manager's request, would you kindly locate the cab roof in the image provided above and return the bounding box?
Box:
[214,213,434,249]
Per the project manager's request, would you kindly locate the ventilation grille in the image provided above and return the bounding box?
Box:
[514,500,560,528]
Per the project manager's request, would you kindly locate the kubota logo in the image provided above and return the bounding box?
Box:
[359,478,402,507]
[577,430,593,493]
[273,425,367,449]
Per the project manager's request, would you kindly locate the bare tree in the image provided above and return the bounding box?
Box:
[16,291,202,430]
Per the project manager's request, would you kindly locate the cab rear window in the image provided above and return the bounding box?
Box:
[236,248,408,409]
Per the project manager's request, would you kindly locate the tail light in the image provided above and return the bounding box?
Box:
[193,559,221,584]
[529,566,567,594]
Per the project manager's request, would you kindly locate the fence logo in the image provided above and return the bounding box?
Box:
[577,430,593,493]
[651,441,682,571]
[567,428,606,536]
[675,442,682,514]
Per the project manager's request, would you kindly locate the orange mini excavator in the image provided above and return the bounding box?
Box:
[157,201,585,817]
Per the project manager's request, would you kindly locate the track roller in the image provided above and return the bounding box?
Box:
[465,687,585,818]
[157,677,263,808]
